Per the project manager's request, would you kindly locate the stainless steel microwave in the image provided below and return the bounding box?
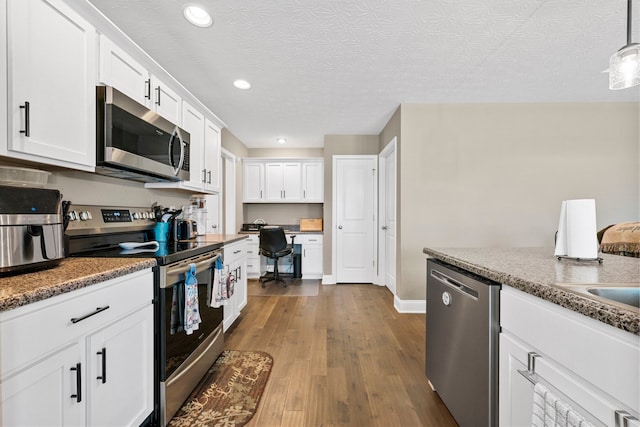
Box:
[95,86,190,182]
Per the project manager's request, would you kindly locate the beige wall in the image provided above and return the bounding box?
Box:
[0,159,192,208]
[394,102,640,301]
[323,135,381,274]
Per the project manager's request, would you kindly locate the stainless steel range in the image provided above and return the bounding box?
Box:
[66,204,224,426]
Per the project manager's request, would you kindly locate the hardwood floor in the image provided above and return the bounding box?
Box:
[224,281,457,426]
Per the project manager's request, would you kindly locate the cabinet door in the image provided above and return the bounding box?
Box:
[499,333,537,427]
[264,163,285,201]
[244,162,264,202]
[204,119,221,193]
[303,161,324,202]
[1,343,84,427]
[302,244,323,277]
[181,101,205,190]
[87,305,154,427]
[99,34,149,105]
[152,75,181,124]
[8,0,96,170]
[282,162,302,201]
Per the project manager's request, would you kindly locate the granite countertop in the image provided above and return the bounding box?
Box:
[423,247,640,335]
[196,233,249,244]
[0,236,248,313]
[0,258,156,313]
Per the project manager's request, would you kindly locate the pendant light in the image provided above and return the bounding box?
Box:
[609,0,640,89]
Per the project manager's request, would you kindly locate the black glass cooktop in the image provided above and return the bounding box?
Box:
[69,232,222,266]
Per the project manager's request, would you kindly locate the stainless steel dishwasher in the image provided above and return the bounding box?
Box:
[425,258,500,427]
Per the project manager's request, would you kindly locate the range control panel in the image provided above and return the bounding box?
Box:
[65,205,154,235]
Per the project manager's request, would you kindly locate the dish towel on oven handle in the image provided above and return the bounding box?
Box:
[209,256,227,308]
[183,263,201,335]
[170,281,185,335]
[531,382,595,427]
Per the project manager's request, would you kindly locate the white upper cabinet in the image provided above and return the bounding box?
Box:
[4,0,96,170]
[98,35,148,105]
[244,158,323,203]
[302,160,324,202]
[265,162,302,202]
[150,74,181,125]
[243,161,265,202]
[181,101,206,190]
[204,118,221,193]
[98,35,181,125]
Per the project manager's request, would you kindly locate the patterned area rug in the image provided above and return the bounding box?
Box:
[169,350,273,427]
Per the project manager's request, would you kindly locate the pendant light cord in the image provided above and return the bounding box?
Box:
[627,0,633,46]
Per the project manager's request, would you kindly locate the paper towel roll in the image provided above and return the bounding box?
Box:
[554,199,599,259]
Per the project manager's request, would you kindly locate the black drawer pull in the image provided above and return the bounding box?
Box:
[145,79,151,99]
[70,306,110,324]
[96,347,107,383]
[70,363,82,402]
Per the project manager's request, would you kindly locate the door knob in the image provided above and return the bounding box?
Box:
[381,226,388,230]
[338,225,343,229]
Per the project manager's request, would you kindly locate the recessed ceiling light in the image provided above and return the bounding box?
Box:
[277,138,286,144]
[183,4,213,28]
[233,80,251,90]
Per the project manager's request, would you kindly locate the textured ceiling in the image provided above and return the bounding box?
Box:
[87,0,640,148]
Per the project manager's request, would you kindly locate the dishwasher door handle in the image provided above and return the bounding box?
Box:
[430,269,479,299]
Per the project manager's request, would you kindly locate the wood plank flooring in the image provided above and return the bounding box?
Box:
[223,281,457,426]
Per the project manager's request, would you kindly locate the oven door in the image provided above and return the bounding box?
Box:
[157,251,223,382]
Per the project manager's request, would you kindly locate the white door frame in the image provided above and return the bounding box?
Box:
[221,148,236,235]
[331,155,378,284]
[377,137,397,291]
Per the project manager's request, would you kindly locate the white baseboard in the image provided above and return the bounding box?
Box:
[322,275,336,285]
[394,296,426,313]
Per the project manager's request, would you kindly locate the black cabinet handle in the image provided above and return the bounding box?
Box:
[155,86,161,105]
[145,79,151,99]
[202,169,207,183]
[70,363,82,402]
[70,306,110,324]
[19,101,30,137]
[207,170,212,184]
[96,347,107,384]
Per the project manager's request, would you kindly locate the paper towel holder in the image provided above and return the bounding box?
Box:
[554,199,603,264]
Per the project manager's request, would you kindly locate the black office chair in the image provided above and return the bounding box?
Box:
[259,227,293,287]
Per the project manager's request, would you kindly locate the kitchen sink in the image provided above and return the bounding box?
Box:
[587,287,640,308]
[556,282,640,311]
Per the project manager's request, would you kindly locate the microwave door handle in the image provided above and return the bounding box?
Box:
[168,127,185,176]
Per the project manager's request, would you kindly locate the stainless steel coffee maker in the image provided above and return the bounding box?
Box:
[0,186,66,274]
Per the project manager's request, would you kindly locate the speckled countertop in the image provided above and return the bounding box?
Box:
[196,233,249,244]
[0,258,156,313]
[0,235,248,314]
[423,247,640,335]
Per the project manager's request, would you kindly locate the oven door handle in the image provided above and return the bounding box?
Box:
[165,253,221,278]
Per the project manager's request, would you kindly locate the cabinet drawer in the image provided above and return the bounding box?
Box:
[300,234,323,245]
[0,269,153,376]
[246,257,261,274]
[224,240,247,265]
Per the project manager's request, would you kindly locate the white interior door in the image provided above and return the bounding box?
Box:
[334,156,376,283]
[380,140,397,293]
[223,150,236,234]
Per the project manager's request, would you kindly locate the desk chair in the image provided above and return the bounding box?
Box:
[259,227,293,287]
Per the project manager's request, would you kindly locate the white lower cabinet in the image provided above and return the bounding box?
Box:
[245,235,261,278]
[223,239,248,331]
[499,286,640,427]
[0,268,154,427]
[300,234,323,278]
[1,342,84,426]
[87,305,154,426]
